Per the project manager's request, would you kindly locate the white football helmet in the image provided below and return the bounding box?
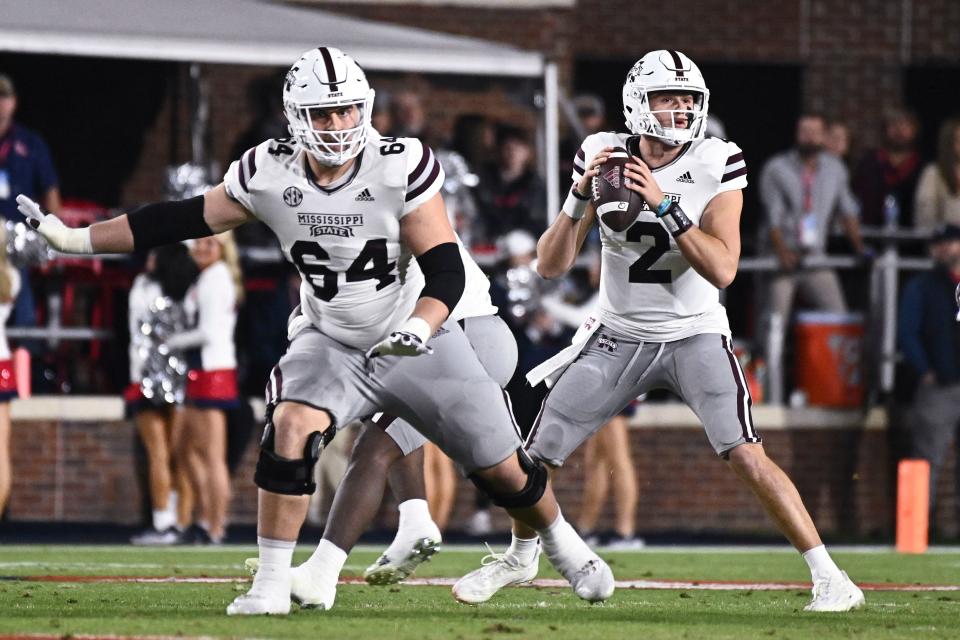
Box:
[283,47,375,166]
[622,50,710,146]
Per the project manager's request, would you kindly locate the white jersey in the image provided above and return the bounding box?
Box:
[0,266,22,360]
[224,132,494,348]
[572,132,748,342]
[127,273,162,382]
[182,261,238,370]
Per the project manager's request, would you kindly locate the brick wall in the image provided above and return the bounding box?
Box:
[9,416,957,539]
[114,0,960,208]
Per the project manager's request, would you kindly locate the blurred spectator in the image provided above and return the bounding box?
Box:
[0,223,19,520]
[127,244,198,545]
[436,150,481,247]
[914,117,960,232]
[853,108,923,228]
[0,73,60,332]
[826,120,851,166]
[371,90,392,134]
[560,95,606,188]
[450,114,494,170]
[229,72,288,161]
[170,232,243,544]
[476,125,547,242]
[758,113,867,401]
[897,223,960,532]
[388,90,430,141]
[706,113,728,139]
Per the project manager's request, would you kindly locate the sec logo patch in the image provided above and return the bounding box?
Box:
[283,186,303,207]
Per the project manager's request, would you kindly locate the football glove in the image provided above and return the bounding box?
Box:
[365,317,433,370]
[16,194,93,254]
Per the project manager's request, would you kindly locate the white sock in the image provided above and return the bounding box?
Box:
[506,533,540,566]
[153,508,176,531]
[167,491,179,515]
[302,538,348,584]
[537,511,593,570]
[802,545,843,581]
[397,499,436,537]
[255,537,295,590]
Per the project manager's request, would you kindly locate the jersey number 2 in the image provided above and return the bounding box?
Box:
[626,221,672,284]
[291,239,397,302]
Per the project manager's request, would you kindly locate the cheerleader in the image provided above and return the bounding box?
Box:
[0,224,20,519]
[127,243,197,544]
[169,232,242,544]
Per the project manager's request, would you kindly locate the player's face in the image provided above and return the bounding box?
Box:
[648,91,696,129]
[310,104,361,133]
[190,236,223,270]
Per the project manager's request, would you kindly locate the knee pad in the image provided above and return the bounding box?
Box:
[468,448,548,509]
[253,418,336,496]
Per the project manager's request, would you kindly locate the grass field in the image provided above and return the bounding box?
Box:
[0,544,958,639]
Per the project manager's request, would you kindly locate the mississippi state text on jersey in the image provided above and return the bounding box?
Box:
[223,133,447,349]
[572,131,748,342]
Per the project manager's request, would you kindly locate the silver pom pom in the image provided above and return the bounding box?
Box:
[4,220,53,268]
[138,296,189,406]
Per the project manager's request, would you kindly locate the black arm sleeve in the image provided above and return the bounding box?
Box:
[416,242,465,314]
[127,195,214,251]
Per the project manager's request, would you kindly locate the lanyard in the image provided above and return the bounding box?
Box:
[801,165,815,212]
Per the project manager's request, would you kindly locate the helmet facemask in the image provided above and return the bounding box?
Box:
[623,87,709,146]
[285,93,374,167]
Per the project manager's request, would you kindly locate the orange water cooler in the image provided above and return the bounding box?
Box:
[794,312,864,407]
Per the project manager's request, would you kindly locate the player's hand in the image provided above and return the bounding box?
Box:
[575,146,615,197]
[16,194,93,254]
[624,156,665,210]
[365,331,433,372]
[364,317,434,372]
[776,247,800,272]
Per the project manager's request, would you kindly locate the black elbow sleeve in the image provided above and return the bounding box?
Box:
[417,242,465,313]
[127,195,213,251]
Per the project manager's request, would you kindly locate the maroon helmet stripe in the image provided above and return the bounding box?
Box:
[667,50,685,77]
[317,46,341,91]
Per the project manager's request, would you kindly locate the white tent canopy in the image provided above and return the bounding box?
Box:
[0,0,544,77]
[0,0,559,212]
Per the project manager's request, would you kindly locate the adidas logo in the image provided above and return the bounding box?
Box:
[676,171,695,183]
[355,188,375,201]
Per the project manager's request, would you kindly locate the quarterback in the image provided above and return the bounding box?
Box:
[18,47,612,615]
[454,50,865,613]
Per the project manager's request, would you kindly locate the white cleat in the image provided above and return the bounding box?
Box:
[290,563,336,609]
[452,544,540,604]
[566,557,615,603]
[804,571,865,612]
[364,535,442,586]
[244,557,336,610]
[226,584,291,616]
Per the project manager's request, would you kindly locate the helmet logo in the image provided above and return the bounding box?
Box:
[602,166,621,190]
[283,186,304,207]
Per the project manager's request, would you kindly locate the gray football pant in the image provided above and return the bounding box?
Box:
[384,314,519,456]
[526,326,760,466]
[266,317,521,474]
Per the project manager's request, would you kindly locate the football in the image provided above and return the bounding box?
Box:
[591,149,644,232]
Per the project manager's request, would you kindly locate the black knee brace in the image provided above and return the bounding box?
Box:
[468,448,548,509]
[253,419,336,495]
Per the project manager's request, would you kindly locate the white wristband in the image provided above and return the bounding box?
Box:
[562,189,590,221]
[400,316,433,344]
[41,219,93,254]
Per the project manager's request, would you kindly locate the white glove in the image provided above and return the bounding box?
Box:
[16,194,93,254]
[365,317,434,368]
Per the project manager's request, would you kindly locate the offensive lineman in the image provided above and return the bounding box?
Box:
[454,50,865,613]
[18,47,612,615]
